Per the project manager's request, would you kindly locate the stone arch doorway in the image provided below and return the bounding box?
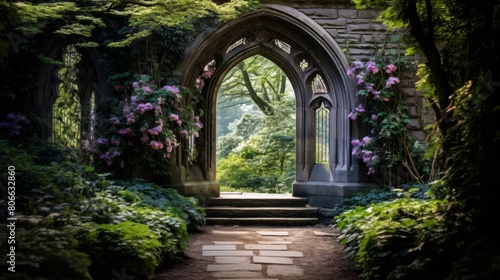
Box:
[175,4,375,207]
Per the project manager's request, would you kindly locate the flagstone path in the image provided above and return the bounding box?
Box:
[155,225,360,280]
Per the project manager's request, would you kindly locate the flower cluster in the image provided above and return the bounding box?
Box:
[195,60,216,91]
[89,75,203,170]
[347,58,404,175]
[351,136,379,175]
[0,113,30,137]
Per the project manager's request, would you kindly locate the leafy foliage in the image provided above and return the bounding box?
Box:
[346,49,430,183]
[216,55,295,193]
[333,185,448,279]
[88,75,204,180]
[0,137,205,279]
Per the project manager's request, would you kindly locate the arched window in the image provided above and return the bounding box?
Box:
[52,44,95,147]
[312,74,327,94]
[53,45,82,147]
[315,102,330,163]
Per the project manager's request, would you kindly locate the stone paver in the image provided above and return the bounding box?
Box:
[212,271,266,278]
[203,245,237,251]
[259,250,304,257]
[253,256,294,265]
[203,250,254,256]
[244,244,288,250]
[256,231,289,236]
[257,240,292,244]
[212,241,245,245]
[214,257,251,264]
[202,229,305,279]
[206,263,262,272]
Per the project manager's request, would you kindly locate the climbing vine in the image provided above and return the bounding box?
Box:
[347,50,429,184]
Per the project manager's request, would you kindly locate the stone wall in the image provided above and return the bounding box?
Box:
[282,1,433,141]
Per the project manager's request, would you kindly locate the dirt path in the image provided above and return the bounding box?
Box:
[155,224,361,280]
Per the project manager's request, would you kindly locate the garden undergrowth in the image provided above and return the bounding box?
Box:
[0,138,205,280]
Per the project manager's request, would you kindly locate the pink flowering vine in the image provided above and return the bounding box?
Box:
[90,74,204,173]
[346,57,408,175]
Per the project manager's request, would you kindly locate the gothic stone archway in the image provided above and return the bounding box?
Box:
[172,4,376,207]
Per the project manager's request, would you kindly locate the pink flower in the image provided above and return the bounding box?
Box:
[385,64,397,73]
[356,103,366,113]
[123,106,130,115]
[362,136,371,145]
[169,113,179,121]
[148,125,162,135]
[179,129,189,137]
[110,117,120,126]
[193,131,199,138]
[132,82,139,88]
[118,128,132,135]
[176,119,183,126]
[356,72,365,85]
[95,137,108,145]
[351,139,361,147]
[371,114,378,120]
[149,140,164,150]
[366,61,379,74]
[163,85,180,95]
[194,122,203,130]
[134,103,154,114]
[126,113,136,125]
[385,77,400,88]
[142,86,153,94]
[202,69,214,79]
[353,61,364,69]
[347,110,357,121]
[372,91,381,99]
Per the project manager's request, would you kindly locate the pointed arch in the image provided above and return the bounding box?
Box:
[175,4,375,204]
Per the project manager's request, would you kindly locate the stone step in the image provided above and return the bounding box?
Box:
[207,194,308,208]
[205,217,319,226]
[205,207,318,218]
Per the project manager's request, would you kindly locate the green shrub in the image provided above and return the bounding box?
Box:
[334,197,445,279]
[74,221,162,279]
[1,219,92,280]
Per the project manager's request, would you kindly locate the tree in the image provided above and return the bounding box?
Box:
[352,0,500,278]
[218,55,290,115]
[216,55,296,193]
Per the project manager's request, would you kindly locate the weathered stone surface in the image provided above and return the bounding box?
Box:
[214,257,251,264]
[203,250,254,257]
[338,9,357,19]
[244,244,288,250]
[211,271,265,278]
[313,230,335,236]
[253,256,294,265]
[203,245,237,251]
[259,250,304,257]
[299,8,338,18]
[257,241,293,245]
[212,241,244,245]
[256,231,289,236]
[206,263,262,272]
